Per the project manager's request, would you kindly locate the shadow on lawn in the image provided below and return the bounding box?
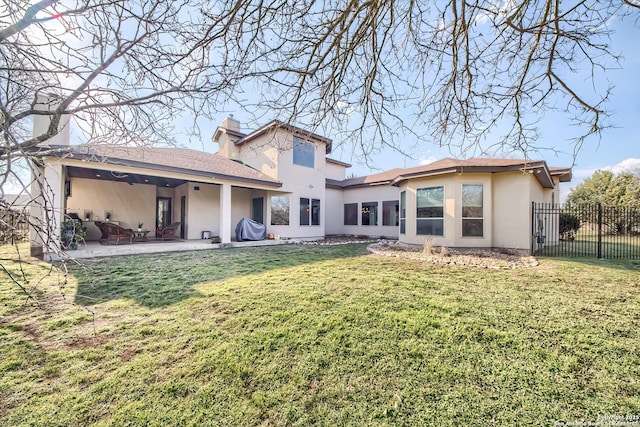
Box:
[71,243,370,308]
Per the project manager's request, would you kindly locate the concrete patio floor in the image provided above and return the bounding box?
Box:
[49,238,296,260]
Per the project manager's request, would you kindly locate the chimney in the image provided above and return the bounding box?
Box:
[222,114,240,132]
[214,114,241,159]
[32,93,70,145]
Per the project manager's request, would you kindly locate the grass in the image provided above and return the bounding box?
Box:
[1,243,639,426]
[538,231,640,259]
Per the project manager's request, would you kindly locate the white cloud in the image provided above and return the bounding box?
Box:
[419,155,438,166]
[607,158,640,175]
[571,158,640,179]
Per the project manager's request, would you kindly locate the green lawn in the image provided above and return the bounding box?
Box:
[538,231,640,259]
[1,244,639,426]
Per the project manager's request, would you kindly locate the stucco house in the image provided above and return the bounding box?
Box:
[27,113,571,258]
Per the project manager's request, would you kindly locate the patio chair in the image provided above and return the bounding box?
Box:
[157,222,181,240]
[95,221,134,245]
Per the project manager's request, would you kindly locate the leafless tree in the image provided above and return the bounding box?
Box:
[1,0,639,300]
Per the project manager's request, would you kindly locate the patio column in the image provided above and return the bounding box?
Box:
[220,183,232,244]
[30,162,65,258]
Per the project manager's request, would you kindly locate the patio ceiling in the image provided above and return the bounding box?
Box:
[66,166,188,188]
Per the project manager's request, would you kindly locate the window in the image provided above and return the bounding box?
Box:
[462,184,483,237]
[417,186,444,236]
[311,199,320,226]
[300,198,320,226]
[382,200,399,226]
[293,136,314,168]
[300,198,310,225]
[344,203,358,225]
[361,202,378,226]
[400,191,406,234]
[270,196,289,225]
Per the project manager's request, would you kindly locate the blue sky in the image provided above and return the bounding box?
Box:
[326,15,639,200]
[202,14,639,201]
[8,6,636,202]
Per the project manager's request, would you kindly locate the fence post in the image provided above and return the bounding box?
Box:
[531,202,535,254]
[597,203,603,259]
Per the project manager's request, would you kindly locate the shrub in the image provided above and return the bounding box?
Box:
[559,212,580,241]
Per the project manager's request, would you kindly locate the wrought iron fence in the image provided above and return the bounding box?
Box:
[0,208,30,245]
[532,202,640,259]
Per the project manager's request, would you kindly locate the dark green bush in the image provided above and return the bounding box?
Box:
[559,212,580,241]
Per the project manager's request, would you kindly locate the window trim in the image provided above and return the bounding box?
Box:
[382,200,399,226]
[300,197,310,226]
[344,203,358,226]
[300,197,320,226]
[361,201,378,226]
[292,136,315,168]
[270,195,290,226]
[311,199,320,226]
[416,185,444,236]
[461,184,484,238]
[400,191,406,234]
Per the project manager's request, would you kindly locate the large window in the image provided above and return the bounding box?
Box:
[344,203,358,225]
[361,202,378,226]
[417,186,444,236]
[400,191,406,234]
[300,198,320,226]
[382,200,399,226]
[462,184,483,237]
[271,196,290,225]
[293,136,314,168]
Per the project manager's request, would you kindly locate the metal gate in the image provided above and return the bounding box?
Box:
[531,202,640,259]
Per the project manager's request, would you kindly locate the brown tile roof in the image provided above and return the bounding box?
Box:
[337,168,405,188]
[334,157,568,189]
[36,144,281,187]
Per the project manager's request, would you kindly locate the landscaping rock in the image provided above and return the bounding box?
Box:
[367,240,540,269]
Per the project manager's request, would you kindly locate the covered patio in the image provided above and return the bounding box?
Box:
[30,144,284,259]
[51,238,295,261]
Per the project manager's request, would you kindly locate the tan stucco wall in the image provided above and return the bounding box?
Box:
[233,130,328,239]
[340,185,401,238]
[491,172,532,250]
[66,177,156,240]
[30,162,65,253]
[264,190,325,239]
[236,133,282,180]
[398,174,493,247]
[180,183,216,239]
[231,187,252,238]
[325,188,344,235]
[326,162,347,181]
